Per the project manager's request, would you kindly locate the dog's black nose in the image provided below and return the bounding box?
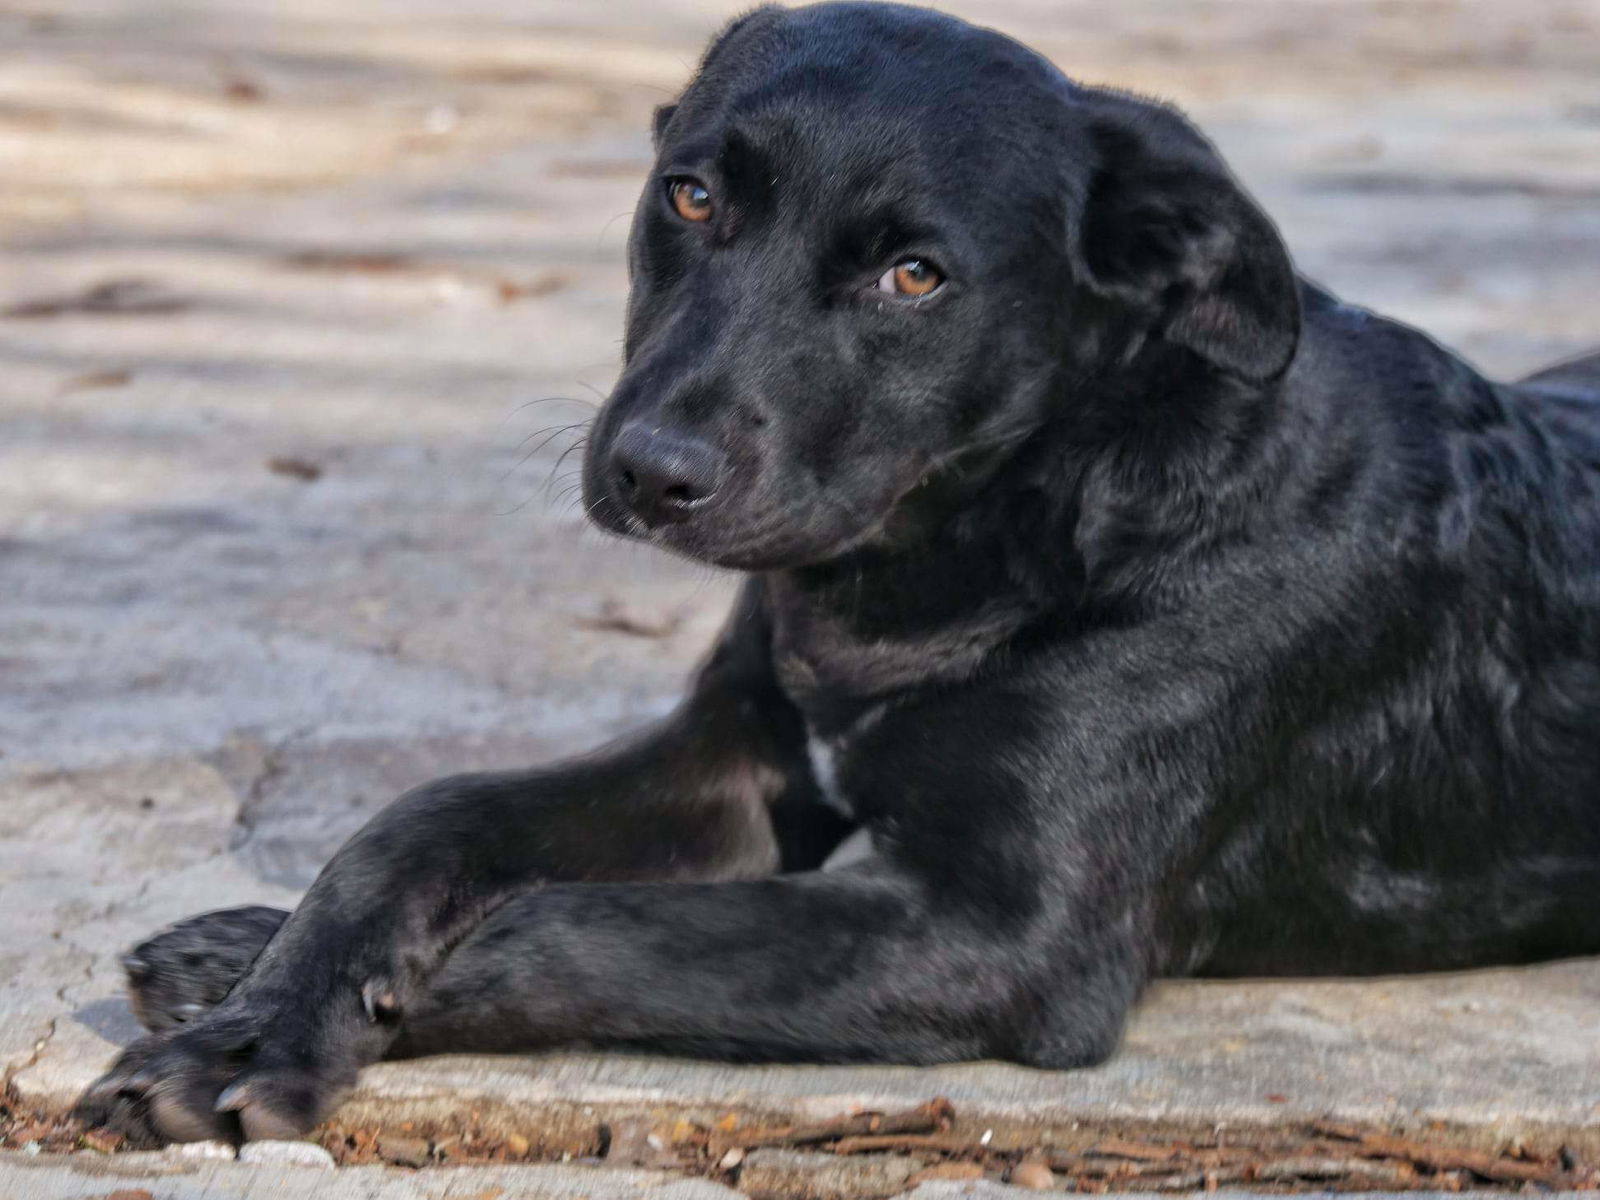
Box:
[610,424,725,525]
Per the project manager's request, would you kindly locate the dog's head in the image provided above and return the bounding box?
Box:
[582,2,1300,570]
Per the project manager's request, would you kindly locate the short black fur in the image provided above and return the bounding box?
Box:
[78,2,1600,1146]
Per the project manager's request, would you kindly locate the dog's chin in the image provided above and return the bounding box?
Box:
[584,493,887,572]
[644,521,875,572]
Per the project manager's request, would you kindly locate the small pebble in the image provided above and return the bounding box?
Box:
[238,1140,336,1168]
[505,1132,531,1157]
[168,1140,237,1161]
[1010,1157,1056,1190]
[377,1133,432,1168]
[606,1118,681,1168]
[718,1147,746,1170]
[425,104,459,135]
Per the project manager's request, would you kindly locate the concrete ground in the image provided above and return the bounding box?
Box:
[2,0,1600,1193]
[1,1148,741,1200]
[2,1154,1596,1200]
[30,1171,1541,1200]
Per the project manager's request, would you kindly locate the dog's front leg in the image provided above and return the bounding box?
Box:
[383,865,1145,1069]
[75,587,845,1145]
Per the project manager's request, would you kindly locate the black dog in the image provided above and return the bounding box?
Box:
[79,2,1600,1146]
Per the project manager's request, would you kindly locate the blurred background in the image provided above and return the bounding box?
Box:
[1,0,1598,889]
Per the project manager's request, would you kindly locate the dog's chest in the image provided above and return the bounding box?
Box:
[769,618,903,822]
[802,706,887,821]
[764,577,1035,825]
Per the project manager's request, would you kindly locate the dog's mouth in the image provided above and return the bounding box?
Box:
[581,432,1026,572]
[577,433,909,570]
[585,480,891,572]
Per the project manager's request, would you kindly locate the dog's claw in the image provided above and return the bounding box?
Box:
[220,1086,314,1143]
[360,978,401,1025]
[212,1079,255,1114]
[150,1090,227,1144]
[215,1066,349,1141]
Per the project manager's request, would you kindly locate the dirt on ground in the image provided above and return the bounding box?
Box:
[7,1085,1599,1196]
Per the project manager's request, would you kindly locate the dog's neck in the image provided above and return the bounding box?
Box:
[762,349,1297,722]
[760,423,1082,725]
[763,533,1053,731]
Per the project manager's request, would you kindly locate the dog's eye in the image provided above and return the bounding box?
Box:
[877,259,943,298]
[667,178,713,222]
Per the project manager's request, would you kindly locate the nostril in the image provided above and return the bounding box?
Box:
[662,483,695,506]
[620,468,638,493]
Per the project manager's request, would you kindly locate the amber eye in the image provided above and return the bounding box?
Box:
[876,258,944,297]
[667,178,713,222]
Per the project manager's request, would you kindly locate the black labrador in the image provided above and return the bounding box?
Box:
[79,1,1600,1146]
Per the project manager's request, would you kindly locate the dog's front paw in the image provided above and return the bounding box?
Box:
[74,1005,358,1147]
[123,906,290,1032]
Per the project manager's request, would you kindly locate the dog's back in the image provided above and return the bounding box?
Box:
[1520,350,1600,401]
[1172,319,1600,978]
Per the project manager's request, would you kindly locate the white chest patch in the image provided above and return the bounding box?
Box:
[806,736,854,819]
[803,704,887,823]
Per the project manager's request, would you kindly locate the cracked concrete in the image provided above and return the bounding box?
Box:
[3,0,1600,1191]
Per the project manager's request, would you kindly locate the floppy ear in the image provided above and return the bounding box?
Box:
[652,7,785,149]
[701,4,785,66]
[651,104,677,147]
[1073,91,1300,383]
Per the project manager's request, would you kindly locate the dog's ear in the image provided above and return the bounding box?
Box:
[688,5,788,101]
[654,7,785,149]
[651,104,677,147]
[700,5,786,68]
[1073,91,1300,383]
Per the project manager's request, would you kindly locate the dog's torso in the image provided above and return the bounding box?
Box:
[767,285,1600,980]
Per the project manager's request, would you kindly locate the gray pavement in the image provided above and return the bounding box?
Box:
[14,1149,1599,1200]
[0,1148,743,1199]
[4,1156,1599,1200]
[3,0,1600,1190]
